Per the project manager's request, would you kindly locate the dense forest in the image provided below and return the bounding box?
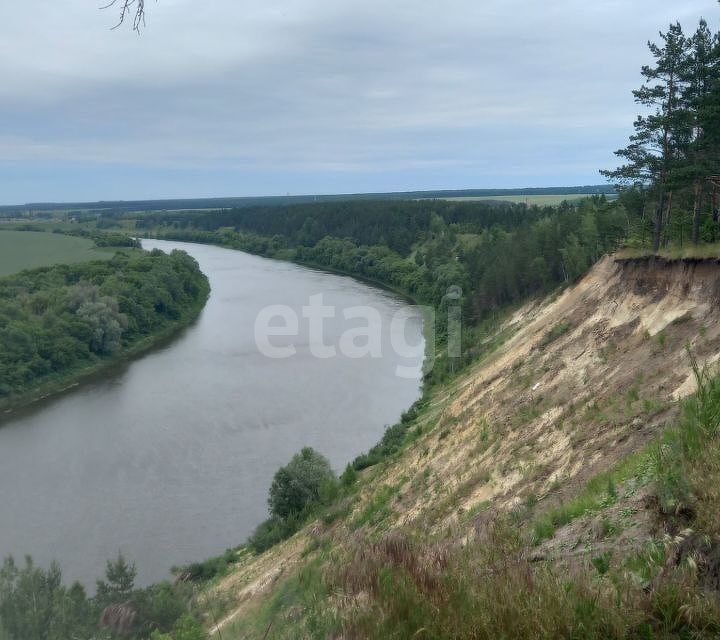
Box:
[143,196,628,372]
[0,249,209,404]
[142,197,627,304]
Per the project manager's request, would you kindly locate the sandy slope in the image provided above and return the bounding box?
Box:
[208,254,720,634]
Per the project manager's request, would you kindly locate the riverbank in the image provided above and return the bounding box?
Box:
[197,250,720,639]
[0,239,424,590]
[145,231,422,305]
[0,253,210,418]
[0,287,209,418]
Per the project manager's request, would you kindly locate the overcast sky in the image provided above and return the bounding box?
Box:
[0,0,717,203]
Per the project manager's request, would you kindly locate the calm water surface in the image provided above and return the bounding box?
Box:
[0,240,423,586]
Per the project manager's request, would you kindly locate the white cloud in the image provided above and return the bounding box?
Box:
[0,0,717,200]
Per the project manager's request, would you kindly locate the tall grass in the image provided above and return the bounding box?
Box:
[327,525,720,639]
[652,356,720,519]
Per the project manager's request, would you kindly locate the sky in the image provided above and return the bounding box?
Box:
[0,0,717,204]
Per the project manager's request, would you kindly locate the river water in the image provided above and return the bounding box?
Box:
[0,239,423,586]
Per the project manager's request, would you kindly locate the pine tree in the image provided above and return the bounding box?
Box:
[602,23,690,251]
[677,19,720,243]
[95,553,137,606]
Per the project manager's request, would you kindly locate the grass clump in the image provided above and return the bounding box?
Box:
[651,356,720,522]
[172,548,240,584]
[540,320,572,347]
[226,555,335,640]
[531,450,651,544]
[350,485,396,531]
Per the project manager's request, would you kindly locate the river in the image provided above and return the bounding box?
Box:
[0,239,424,587]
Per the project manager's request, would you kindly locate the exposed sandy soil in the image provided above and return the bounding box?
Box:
[205,533,310,635]
[208,255,720,634]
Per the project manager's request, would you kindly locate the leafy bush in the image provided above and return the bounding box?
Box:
[173,548,238,583]
[340,465,358,487]
[150,614,207,640]
[268,447,336,520]
[248,514,305,554]
[248,448,338,553]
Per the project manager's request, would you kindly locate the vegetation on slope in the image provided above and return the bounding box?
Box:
[213,360,720,640]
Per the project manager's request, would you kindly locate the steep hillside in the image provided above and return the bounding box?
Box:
[205,255,720,638]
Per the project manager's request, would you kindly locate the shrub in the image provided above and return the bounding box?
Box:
[268,447,336,520]
[247,447,338,553]
[173,548,237,583]
[540,320,571,346]
[149,613,207,640]
[247,514,304,553]
[340,464,358,487]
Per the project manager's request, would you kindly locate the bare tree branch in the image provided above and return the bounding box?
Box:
[101,0,146,32]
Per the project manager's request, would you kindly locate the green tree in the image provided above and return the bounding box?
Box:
[602,23,690,251]
[0,556,93,640]
[96,553,136,606]
[268,447,336,520]
[680,19,720,243]
[76,298,126,354]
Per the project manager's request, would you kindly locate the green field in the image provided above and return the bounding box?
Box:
[440,193,615,205]
[0,230,111,276]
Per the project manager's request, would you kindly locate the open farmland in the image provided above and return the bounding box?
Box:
[441,193,617,205]
[0,230,111,276]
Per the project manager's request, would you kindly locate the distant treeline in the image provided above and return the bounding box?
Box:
[0,249,209,402]
[139,196,625,249]
[0,185,615,217]
[136,199,578,255]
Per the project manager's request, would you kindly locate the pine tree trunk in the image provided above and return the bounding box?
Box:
[713,184,719,244]
[663,191,673,248]
[653,191,665,253]
[692,179,704,245]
